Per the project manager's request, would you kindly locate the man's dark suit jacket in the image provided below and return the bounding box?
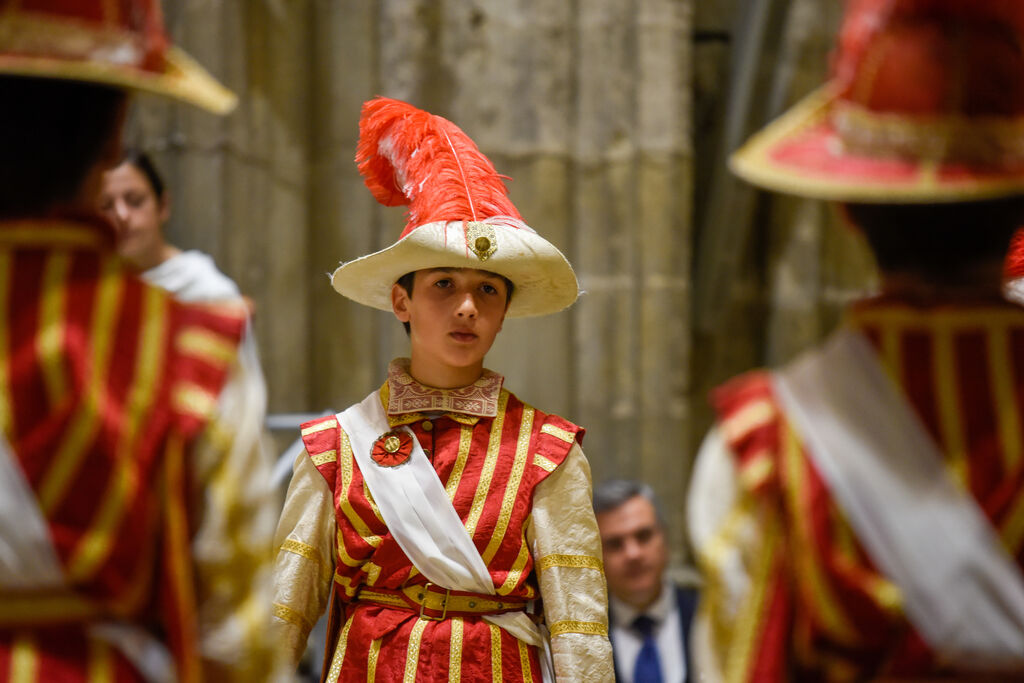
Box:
[608,584,699,682]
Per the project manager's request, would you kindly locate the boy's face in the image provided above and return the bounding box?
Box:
[391,268,509,387]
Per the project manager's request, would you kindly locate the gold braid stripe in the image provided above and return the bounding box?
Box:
[280,539,331,578]
[532,454,557,472]
[176,326,236,365]
[536,554,604,573]
[540,423,575,443]
[273,602,313,634]
[548,620,608,638]
[311,449,337,466]
[301,419,337,436]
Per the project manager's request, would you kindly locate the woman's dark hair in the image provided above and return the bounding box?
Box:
[844,197,1024,280]
[119,148,166,200]
[0,76,126,219]
[395,270,515,335]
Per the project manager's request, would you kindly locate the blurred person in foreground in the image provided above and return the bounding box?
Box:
[688,0,1024,680]
[595,480,698,683]
[0,1,280,681]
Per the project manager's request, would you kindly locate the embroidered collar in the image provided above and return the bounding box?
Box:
[385,358,504,419]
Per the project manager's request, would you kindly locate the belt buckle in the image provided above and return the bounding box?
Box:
[418,582,450,621]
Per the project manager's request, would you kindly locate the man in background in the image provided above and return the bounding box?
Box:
[595,480,698,683]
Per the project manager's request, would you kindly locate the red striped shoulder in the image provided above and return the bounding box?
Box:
[300,414,341,457]
[167,299,247,438]
[503,392,584,478]
[710,370,782,495]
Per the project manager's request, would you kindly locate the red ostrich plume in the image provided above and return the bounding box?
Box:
[832,0,1024,92]
[355,97,522,239]
[1006,227,1024,280]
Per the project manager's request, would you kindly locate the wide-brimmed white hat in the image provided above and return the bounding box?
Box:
[331,97,579,318]
[0,0,236,114]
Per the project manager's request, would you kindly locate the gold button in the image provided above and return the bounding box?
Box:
[468,601,476,608]
[475,236,491,253]
[497,602,504,609]
[383,435,401,453]
[417,593,425,600]
[422,420,433,432]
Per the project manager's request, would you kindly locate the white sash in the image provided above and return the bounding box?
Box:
[773,329,1024,665]
[338,392,554,682]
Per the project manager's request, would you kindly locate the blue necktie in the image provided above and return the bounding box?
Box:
[631,614,663,683]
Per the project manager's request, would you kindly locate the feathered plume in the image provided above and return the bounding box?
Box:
[356,97,521,238]
[1006,228,1024,280]
[833,0,1024,91]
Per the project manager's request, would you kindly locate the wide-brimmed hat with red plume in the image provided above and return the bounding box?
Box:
[331,97,579,318]
[731,0,1024,203]
[0,0,236,113]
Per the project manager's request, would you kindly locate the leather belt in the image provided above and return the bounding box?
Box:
[356,583,527,621]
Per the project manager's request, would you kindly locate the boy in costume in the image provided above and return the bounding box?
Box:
[687,0,1024,680]
[0,1,279,681]
[271,98,613,682]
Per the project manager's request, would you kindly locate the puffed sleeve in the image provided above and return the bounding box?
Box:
[527,442,615,682]
[270,450,337,667]
[189,351,284,682]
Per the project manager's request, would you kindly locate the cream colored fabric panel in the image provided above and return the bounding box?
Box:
[190,358,284,681]
[270,451,337,666]
[530,444,614,682]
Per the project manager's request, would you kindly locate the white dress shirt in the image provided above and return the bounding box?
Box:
[609,578,686,683]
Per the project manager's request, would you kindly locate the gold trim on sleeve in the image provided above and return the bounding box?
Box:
[272,602,313,634]
[548,620,608,637]
[536,554,604,573]
[280,539,331,578]
[540,423,575,443]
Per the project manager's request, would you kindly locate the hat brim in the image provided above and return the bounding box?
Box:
[730,87,1024,203]
[0,45,236,114]
[330,222,579,318]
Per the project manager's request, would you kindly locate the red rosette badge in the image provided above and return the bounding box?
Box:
[371,431,414,468]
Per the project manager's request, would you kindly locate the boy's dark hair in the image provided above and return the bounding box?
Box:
[119,148,166,200]
[0,76,126,219]
[396,270,515,335]
[844,197,1024,281]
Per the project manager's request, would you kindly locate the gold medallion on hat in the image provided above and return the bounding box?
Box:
[466,222,497,261]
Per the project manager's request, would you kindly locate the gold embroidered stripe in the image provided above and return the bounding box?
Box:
[986,325,1022,470]
[532,454,557,472]
[721,398,775,443]
[403,617,428,683]
[273,602,313,633]
[448,617,464,683]
[548,620,608,637]
[540,422,575,444]
[281,538,331,576]
[444,425,474,500]
[39,251,70,406]
[365,561,383,586]
[497,541,531,596]
[465,391,509,537]
[327,614,354,683]
[301,419,337,436]
[176,326,237,366]
[11,631,37,683]
[933,326,968,487]
[738,451,773,491]
[518,640,533,683]
[336,528,362,568]
[536,554,604,572]
[88,636,113,683]
[173,383,218,419]
[39,258,122,513]
[311,449,337,466]
[482,406,534,564]
[334,570,358,597]
[337,431,383,549]
[363,479,384,523]
[489,621,502,683]
[367,638,382,682]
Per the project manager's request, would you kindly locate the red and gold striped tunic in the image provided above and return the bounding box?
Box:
[272,360,614,682]
[691,301,1024,681]
[0,217,273,682]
